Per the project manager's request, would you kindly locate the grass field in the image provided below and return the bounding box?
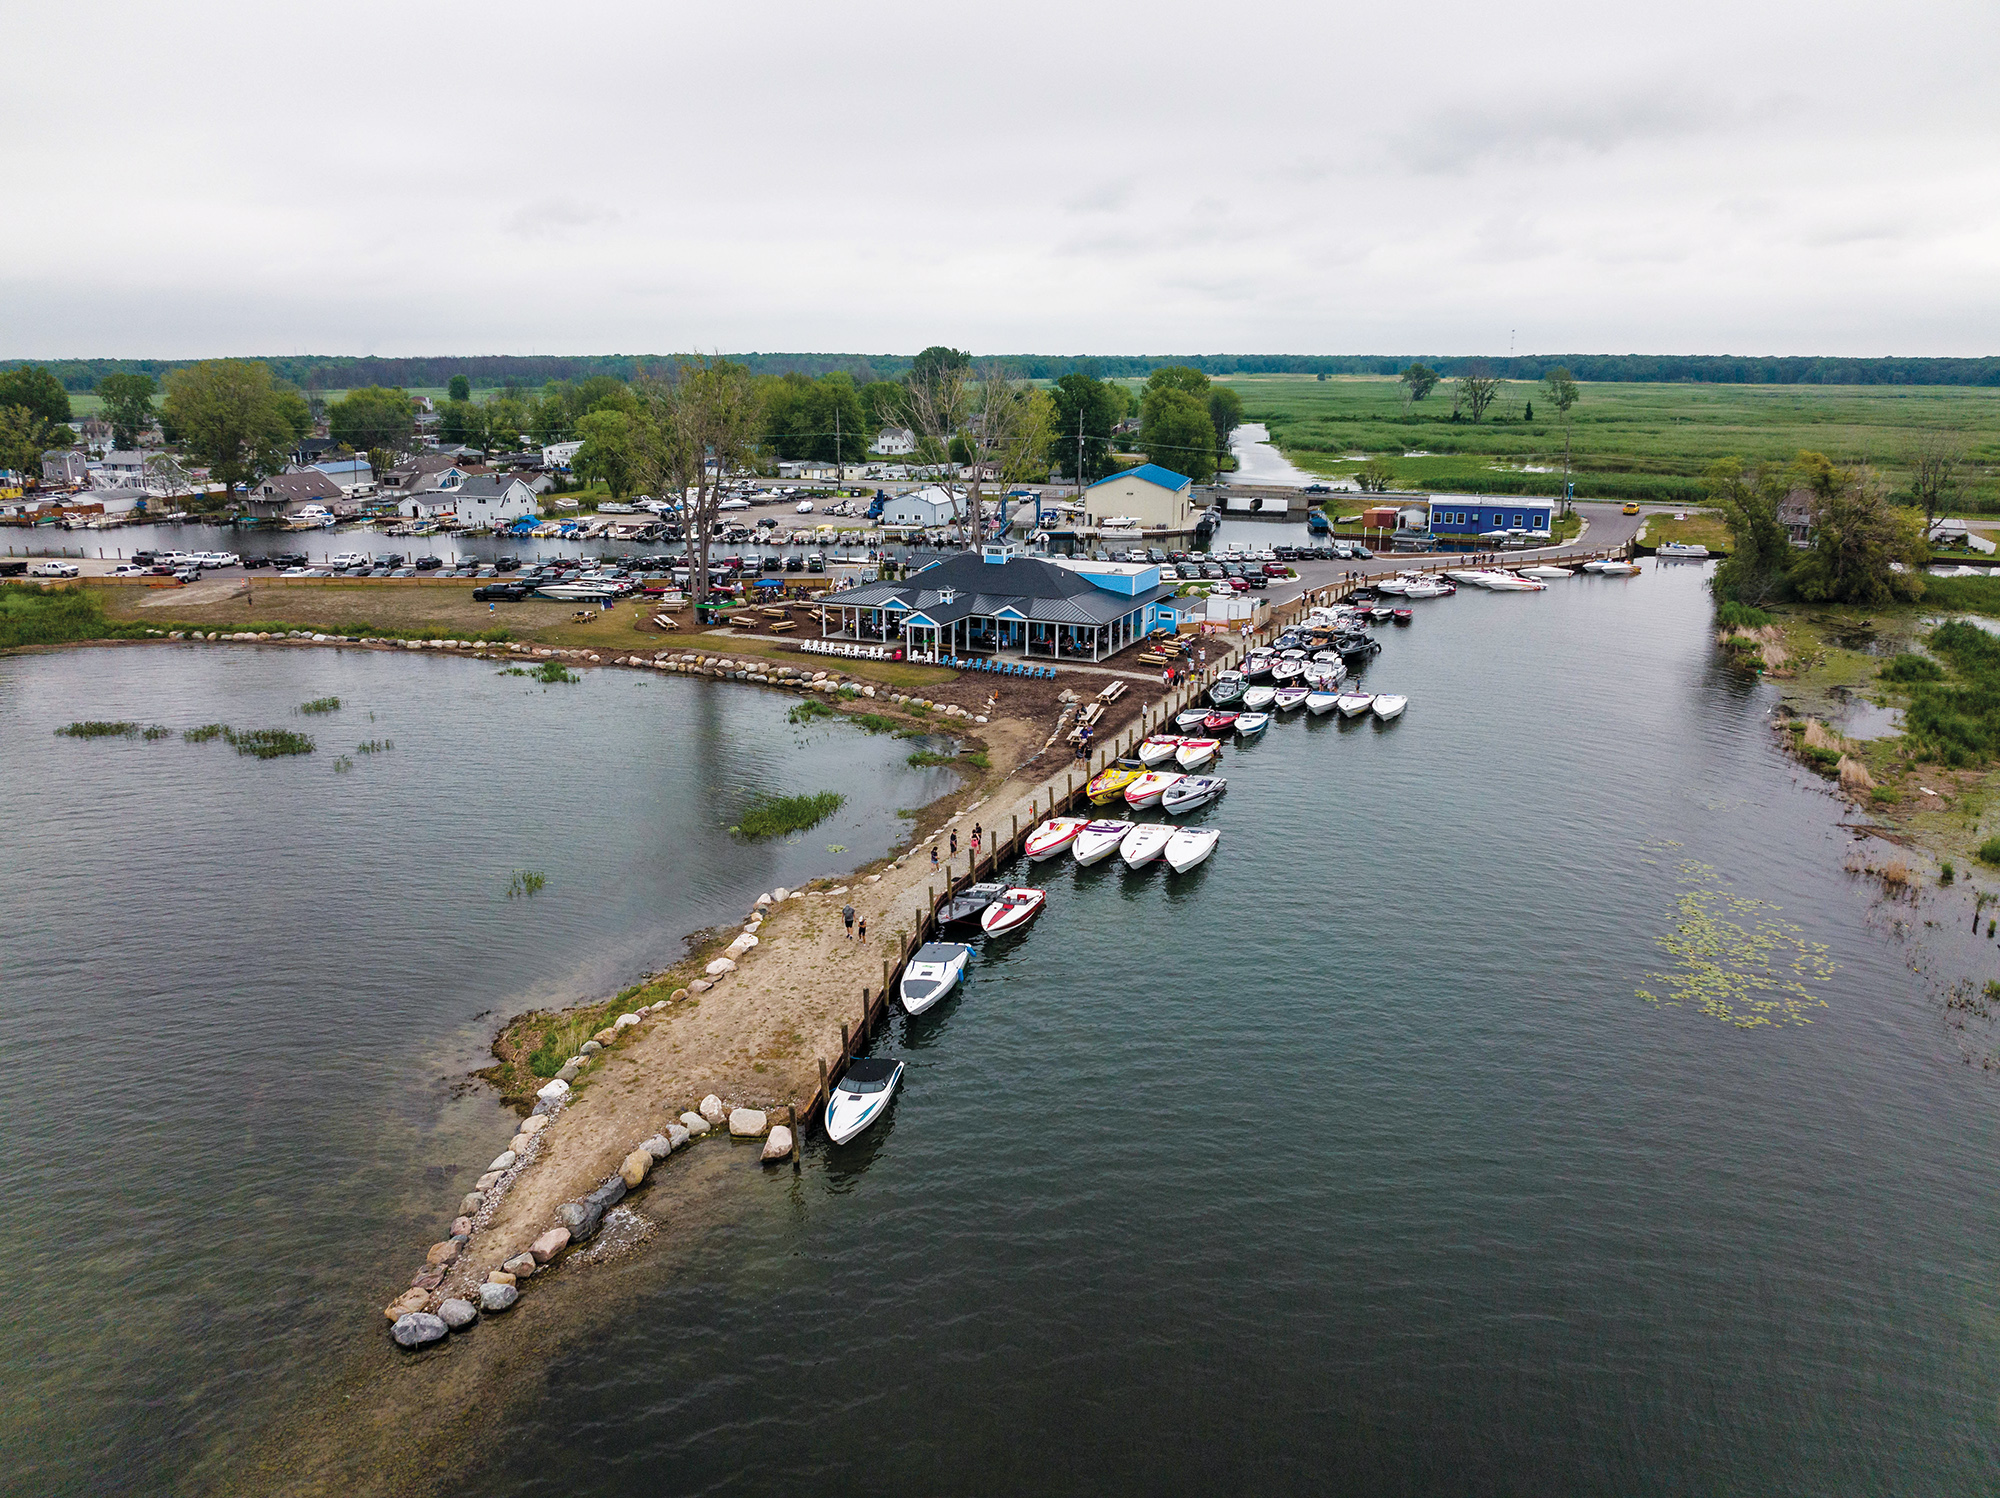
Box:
[1220,375,2000,510]
[1636,511,1733,554]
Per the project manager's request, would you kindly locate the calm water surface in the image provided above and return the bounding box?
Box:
[7,565,2000,1495]
[0,649,954,1496]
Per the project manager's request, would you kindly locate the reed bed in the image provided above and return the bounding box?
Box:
[735,791,845,839]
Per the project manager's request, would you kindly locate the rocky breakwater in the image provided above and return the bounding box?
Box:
[384,907,800,1351]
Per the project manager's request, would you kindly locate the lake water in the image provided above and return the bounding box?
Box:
[8,565,2000,1495]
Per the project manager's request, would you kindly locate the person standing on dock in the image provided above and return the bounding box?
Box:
[843,903,856,938]
[949,830,958,857]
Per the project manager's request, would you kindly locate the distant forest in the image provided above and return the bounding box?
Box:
[13,351,2000,392]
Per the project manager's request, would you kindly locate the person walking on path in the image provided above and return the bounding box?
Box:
[971,824,982,857]
[931,844,940,871]
[857,916,866,942]
[843,903,856,938]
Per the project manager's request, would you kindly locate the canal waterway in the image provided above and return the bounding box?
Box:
[6,563,2000,1495]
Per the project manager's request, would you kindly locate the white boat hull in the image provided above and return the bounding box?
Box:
[1305,691,1339,715]
[1372,694,1407,720]
[1174,741,1219,771]
[1163,827,1220,872]
[1119,826,1174,867]
[1072,821,1133,864]
[1161,776,1224,815]
[1336,694,1373,717]
[1024,817,1086,861]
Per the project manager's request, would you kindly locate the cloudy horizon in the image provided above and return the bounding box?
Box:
[5,0,1995,361]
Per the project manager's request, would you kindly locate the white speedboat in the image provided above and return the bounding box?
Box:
[980,887,1046,934]
[1586,559,1642,575]
[938,881,1007,925]
[1444,569,1493,587]
[1373,576,1410,594]
[1071,819,1134,865]
[1137,735,1183,768]
[1242,685,1278,711]
[1269,658,1306,685]
[1305,687,1340,715]
[1371,694,1408,720]
[824,1056,904,1143]
[1119,824,1175,867]
[1656,542,1710,560]
[1273,687,1310,712]
[1241,651,1274,680]
[1234,711,1270,737]
[1520,565,1574,580]
[1483,572,1546,591]
[1175,738,1220,771]
[1024,816,1087,861]
[899,942,972,1015]
[536,581,619,601]
[1125,771,1183,809]
[1174,709,1212,731]
[1402,579,1452,598]
[1161,775,1225,814]
[1335,691,1374,717]
[1163,826,1221,873]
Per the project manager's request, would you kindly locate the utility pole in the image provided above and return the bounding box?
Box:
[834,404,843,487]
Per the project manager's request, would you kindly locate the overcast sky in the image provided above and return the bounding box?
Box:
[5,0,1996,359]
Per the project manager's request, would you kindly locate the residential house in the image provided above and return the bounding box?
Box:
[1082,463,1197,533]
[1777,491,1814,548]
[244,470,347,519]
[541,440,584,471]
[878,484,966,528]
[450,474,540,525]
[382,453,470,497]
[869,427,916,456]
[41,450,91,486]
[820,547,1182,663]
[292,435,345,466]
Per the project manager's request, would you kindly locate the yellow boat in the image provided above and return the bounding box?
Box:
[1086,762,1145,804]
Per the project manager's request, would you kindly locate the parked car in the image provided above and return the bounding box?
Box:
[1244,572,1268,589]
[1200,562,1225,580]
[108,565,152,577]
[270,552,309,568]
[1176,562,1203,579]
[473,583,530,601]
[0,560,26,577]
[1623,502,1641,515]
[414,556,443,571]
[493,556,521,572]
[1353,545,1374,559]
[29,561,80,577]
[1262,562,1289,576]
[390,567,417,578]
[240,556,272,569]
[172,567,200,583]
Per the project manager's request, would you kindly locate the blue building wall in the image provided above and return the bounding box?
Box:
[1428,502,1552,535]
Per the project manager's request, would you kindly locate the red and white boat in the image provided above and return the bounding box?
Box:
[1137,734,1184,768]
[1124,770,1184,809]
[1175,737,1221,771]
[979,886,1046,935]
[1023,816,1087,861]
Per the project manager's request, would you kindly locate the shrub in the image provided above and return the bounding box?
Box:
[1978,838,2000,866]
[1940,861,1956,885]
[1,584,147,650]
[1715,600,1773,630]
[1880,653,1944,683]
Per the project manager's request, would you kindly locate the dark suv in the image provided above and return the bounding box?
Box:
[473,582,531,602]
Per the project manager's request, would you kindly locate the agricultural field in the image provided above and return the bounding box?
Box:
[1219,375,2000,510]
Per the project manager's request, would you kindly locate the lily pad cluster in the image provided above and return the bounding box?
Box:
[1637,860,1837,1028]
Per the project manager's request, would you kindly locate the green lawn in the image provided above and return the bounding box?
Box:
[1222,375,2000,510]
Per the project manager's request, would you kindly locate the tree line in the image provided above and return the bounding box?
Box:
[15,351,2000,395]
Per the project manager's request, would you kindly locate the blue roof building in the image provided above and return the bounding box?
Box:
[1082,463,1198,535]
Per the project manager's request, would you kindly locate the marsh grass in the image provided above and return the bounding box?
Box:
[1880,653,1945,683]
[298,696,342,715]
[1716,601,1774,630]
[789,700,836,724]
[507,870,547,899]
[225,727,315,759]
[1901,620,2000,765]
[355,738,393,753]
[183,723,227,743]
[141,724,171,740]
[2,584,148,650]
[57,720,138,739]
[735,791,845,839]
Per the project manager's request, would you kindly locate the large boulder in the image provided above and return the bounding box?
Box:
[437,1298,479,1330]
[486,1270,516,1287]
[458,1192,485,1217]
[591,1028,617,1047]
[555,1061,582,1083]
[519,1114,549,1137]
[761,1126,794,1163]
[699,1095,725,1123]
[619,1149,652,1188]
[666,1123,690,1149]
[392,1312,449,1349]
[557,1175,628,1242]
[529,1227,570,1263]
[642,1133,674,1161]
[424,1239,460,1267]
[729,1108,769,1138]
[450,1215,474,1238]
[536,1078,570,1103]
[488,1151,517,1173]
[687,979,712,994]
[615,1012,641,1029]
[478,1282,519,1313]
[385,1289,428,1321]
[704,957,736,977]
[680,1111,710,1135]
[503,1253,538,1278]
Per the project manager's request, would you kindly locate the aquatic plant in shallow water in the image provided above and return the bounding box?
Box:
[298,696,342,715]
[223,727,315,759]
[507,870,547,899]
[56,720,138,739]
[734,791,845,839]
[183,723,227,743]
[1636,860,1836,1028]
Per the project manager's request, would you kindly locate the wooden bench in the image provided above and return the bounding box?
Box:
[768,619,796,632]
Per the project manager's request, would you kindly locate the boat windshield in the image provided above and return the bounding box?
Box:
[842,1076,891,1094]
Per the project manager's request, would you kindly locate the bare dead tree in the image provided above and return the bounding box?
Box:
[635,356,760,607]
[896,356,975,537]
[1457,361,1502,423]
[1907,430,1965,539]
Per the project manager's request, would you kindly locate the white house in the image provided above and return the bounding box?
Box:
[542,440,584,471]
[1082,463,1197,533]
[870,427,916,456]
[308,456,375,497]
[878,484,965,528]
[450,474,540,525]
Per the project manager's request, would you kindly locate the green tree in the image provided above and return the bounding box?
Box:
[1207,385,1244,465]
[1139,387,1217,484]
[1906,430,1964,539]
[1457,362,1502,422]
[573,408,636,495]
[1789,452,1928,605]
[326,386,415,453]
[0,366,72,425]
[1705,458,1794,607]
[1354,459,1397,493]
[861,380,906,433]
[448,374,471,402]
[97,372,157,448]
[161,360,303,502]
[1145,365,1210,398]
[909,345,972,391]
[1399,363,1439,407]
[1047,372,1123,483]
[0,404,73,479]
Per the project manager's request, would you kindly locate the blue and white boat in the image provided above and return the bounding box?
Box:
[1233,712,1270,737]
[825,1056,905,1143]
[899,942,973,1015]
